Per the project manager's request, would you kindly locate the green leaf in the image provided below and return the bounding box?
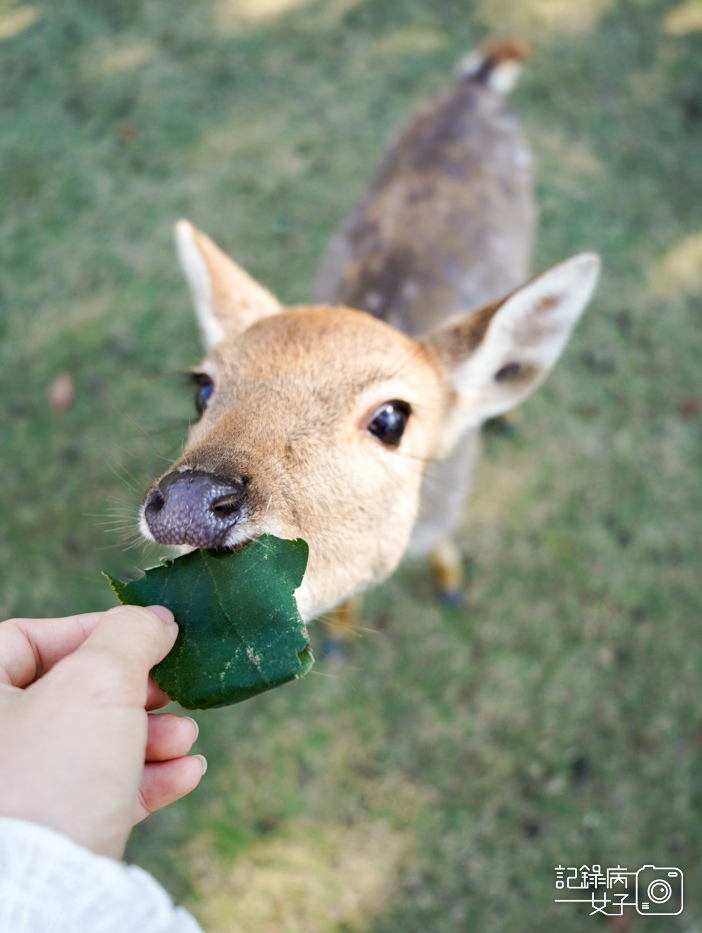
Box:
[105,536,312,710]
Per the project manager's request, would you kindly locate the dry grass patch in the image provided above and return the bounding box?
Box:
[187,819,409,933]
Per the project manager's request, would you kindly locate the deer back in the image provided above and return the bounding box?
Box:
[314,73,536,337]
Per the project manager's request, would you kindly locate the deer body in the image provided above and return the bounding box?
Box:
[315,43,536,577]
[314,41,536,336]
[140,44,600,620]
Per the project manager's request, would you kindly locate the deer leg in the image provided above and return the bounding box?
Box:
[320,594,363,657]
[430,539,464,607]
[407,430,479,608]
[486,407,521,435]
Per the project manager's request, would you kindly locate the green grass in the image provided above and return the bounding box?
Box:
[2,0,702,929]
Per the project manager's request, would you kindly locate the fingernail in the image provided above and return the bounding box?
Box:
[148,605,176,625]
[185,717,199,741]
[194,754,207,776]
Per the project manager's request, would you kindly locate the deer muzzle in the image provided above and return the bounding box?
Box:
[142,469,247,548]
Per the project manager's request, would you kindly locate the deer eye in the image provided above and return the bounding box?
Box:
[193,375,214,415]
[368,400,411,447]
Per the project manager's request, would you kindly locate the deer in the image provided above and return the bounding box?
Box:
[138,40,600,632]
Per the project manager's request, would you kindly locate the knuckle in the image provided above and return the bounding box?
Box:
[100,605,174,652]
[137,787,153,818]
[64,644,123,682]
[101,605,162,628]
[62,644,144,701]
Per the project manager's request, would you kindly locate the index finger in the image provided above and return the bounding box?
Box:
[0,612,104,688]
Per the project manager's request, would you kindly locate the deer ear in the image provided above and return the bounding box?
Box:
[175,219,282,349]
[424,253,600,448]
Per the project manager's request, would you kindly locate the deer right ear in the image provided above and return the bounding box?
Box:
[424,253,601,454]
[175,219,282,350]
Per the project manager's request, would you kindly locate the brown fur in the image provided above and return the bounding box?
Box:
[140,50,599,620]
[314,66,536,336]
[477,38,529,66]
[152,305,450,618]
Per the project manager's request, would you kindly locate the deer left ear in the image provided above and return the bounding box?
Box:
[423,253,601,449]
[175,219,282,350]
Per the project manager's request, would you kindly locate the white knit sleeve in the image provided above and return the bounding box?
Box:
[0,817,204,933]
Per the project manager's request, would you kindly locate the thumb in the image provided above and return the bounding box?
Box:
[61,605,178,706]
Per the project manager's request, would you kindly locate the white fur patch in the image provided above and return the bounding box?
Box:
[489,61,523,95]
[175,219,226,350]
[138,506,155,542]
[455,52,524,95]
[456,49,483,80]
[441,253,601,447]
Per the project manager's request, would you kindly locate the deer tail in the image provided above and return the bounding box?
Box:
[456,38,529,95]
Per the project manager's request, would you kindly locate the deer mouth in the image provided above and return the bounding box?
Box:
[215,536,259,554]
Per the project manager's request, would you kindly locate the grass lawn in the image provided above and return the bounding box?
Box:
[1,0,702,929]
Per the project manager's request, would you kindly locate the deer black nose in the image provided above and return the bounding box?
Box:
[142,470,247,548]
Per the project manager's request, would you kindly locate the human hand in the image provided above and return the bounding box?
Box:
[0,606,205,860]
